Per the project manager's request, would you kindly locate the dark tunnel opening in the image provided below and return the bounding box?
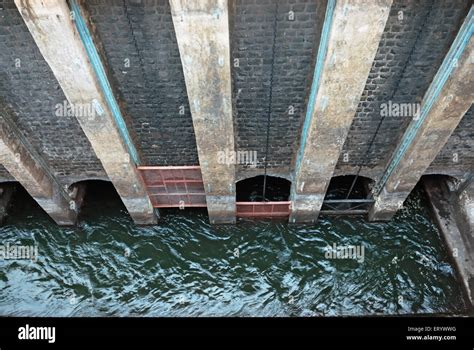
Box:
[236,175,291,202]
[324,175,374,200]
[69,180,128,220]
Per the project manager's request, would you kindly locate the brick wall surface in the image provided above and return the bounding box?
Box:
[0,0,105,184]
[231,0,326,177]
[428,106,474,176]
[0,0,471,186]
[336,0,471,180]
[86,0,199,166]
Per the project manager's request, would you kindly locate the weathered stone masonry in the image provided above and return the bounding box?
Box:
[231,0,326,181]
[0,0,472,225]
[14,0,156,224]
[0,0,106,186]
[0,103,78,225]
[335,0,472,182]
[429,105,474,178]
[290,0,393,223]
[170,0,236,224]
[85,0,199,166]
[369,9,473,221]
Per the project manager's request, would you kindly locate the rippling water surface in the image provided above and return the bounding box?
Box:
[0,185,467,316]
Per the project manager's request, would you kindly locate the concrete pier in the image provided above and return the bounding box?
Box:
[423,176,474,308]
[0,0,469,231]
[290,0,392,223]
[369,10,474,221]
[170,0,236,224]
[0,112,77,225]
[15,0,156,225]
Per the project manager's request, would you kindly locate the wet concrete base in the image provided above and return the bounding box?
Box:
[423,176,474,309]
[206,195,236,224]
[289,193,324,224]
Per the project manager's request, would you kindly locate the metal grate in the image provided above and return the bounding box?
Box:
[236,201,291,218]
[137,166,206,208]
[320,199,374,215]
[139,166,293,216]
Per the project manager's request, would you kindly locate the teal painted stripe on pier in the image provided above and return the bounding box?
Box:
[294,0,336,178]
[69,0,140,165]
[374,7,473,195]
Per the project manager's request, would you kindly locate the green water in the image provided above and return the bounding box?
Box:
[0,185,467,316]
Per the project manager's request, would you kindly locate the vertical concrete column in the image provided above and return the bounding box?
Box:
[15,0,156,224]
[0,114,77,225]
[369,11,474,221]
[170,0,236,224]
[290,0,392,223]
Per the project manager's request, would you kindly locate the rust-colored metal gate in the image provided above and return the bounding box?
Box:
[138,166,291,217]
[236,201,291,218]
[137,166,207,208]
